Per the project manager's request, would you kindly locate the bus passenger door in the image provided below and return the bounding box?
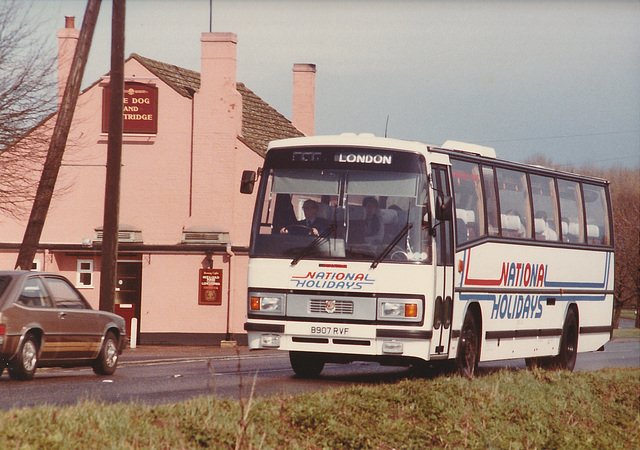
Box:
[430,164,454,358]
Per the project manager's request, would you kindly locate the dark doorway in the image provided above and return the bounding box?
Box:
[114,260,142,342]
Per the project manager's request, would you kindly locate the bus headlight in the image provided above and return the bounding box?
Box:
[249,294,284,314]
[382,302,404,317]
[378,299,422,321]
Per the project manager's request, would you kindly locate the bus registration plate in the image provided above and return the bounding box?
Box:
[310,325,350,336]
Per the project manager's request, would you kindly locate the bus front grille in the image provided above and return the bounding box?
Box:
[309,299,354,315]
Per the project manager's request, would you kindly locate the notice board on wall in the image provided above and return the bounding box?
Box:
[199,268,223,306]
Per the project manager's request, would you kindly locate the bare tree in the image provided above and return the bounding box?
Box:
[606,166,640,328]
[0,0,57,218]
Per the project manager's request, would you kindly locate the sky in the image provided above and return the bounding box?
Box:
[29,0,640,167]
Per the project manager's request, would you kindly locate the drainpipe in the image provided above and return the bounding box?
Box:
[224,243,235,343]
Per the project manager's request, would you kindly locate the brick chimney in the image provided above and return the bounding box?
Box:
[292,63,316,136]
[57,16,79,107]
[197,32,243,136]
[190,32,243,230]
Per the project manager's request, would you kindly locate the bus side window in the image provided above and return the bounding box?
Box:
[557,179,585,243]
[582,183,610,245]
[482,166,499,236]
[450,159,484,244]
[530,174,560,241]
[496,168,532,239]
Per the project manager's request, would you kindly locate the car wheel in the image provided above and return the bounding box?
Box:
[8,333,39,381]
[457,311,479,379]
[92,332,119,375]
[290,351,324,378]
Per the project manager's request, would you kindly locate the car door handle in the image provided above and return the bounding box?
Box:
[58,311,67,319]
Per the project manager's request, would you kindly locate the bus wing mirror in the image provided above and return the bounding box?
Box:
[435,194,453,221]
[240,170,257,194]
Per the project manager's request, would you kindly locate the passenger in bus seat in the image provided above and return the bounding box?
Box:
[456,208,474,243]
[388,205,407,234]
[534,216,546,240]
[457,218,468,243]
[502,210,525,237]
[587,223,601,245]
[535,211,557,241]
[379,208,399,242]
[567,221,581,243]
[362,196,384,244]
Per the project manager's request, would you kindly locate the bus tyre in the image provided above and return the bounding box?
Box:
[290,351,324,378]
[555,308,578,371]
[457,312,479,379]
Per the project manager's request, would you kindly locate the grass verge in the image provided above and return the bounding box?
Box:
[620,310,637,321]
[614,327,640,339]
[0,367,637,449]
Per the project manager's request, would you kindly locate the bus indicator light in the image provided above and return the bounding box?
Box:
[405,303,418,317]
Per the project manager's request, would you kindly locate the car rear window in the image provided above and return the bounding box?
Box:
[0,276,11,297]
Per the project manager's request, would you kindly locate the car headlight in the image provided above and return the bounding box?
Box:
[249,294,284,314]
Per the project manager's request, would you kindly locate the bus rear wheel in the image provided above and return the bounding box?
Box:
[457,312,479,378]
[290,351,324,378]
[525,309,578,371]
[555,308,578,371]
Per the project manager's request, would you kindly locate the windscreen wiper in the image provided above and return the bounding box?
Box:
[290,223,337,266]
[370,223,413,269]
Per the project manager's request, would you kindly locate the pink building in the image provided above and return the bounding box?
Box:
[0,18,316,345]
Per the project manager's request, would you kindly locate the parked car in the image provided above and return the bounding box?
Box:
[0,271,127,380]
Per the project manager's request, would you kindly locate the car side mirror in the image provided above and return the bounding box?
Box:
[240,170,256,194]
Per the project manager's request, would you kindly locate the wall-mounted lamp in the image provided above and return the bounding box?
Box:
[205,251,214,269]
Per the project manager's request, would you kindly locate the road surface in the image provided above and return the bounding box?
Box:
[0,337,637,411]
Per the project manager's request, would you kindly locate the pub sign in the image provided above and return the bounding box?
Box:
[102,82,158,134]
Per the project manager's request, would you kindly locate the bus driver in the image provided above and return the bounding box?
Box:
[280,199,329,236]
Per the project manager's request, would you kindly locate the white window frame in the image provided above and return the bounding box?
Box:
[76,259,94,288]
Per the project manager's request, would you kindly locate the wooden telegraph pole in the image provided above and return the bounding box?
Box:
[99,0,126,313]
[15,0,102,271]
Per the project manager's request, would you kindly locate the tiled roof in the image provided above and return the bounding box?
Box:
[130,53,303,157]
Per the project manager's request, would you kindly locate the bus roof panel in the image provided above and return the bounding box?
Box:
[268,133,430,154]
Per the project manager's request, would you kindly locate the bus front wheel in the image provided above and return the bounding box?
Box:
[290,351,324,378]
[457,312,479,378]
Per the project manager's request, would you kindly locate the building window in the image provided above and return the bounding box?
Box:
[77,260,94,288]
